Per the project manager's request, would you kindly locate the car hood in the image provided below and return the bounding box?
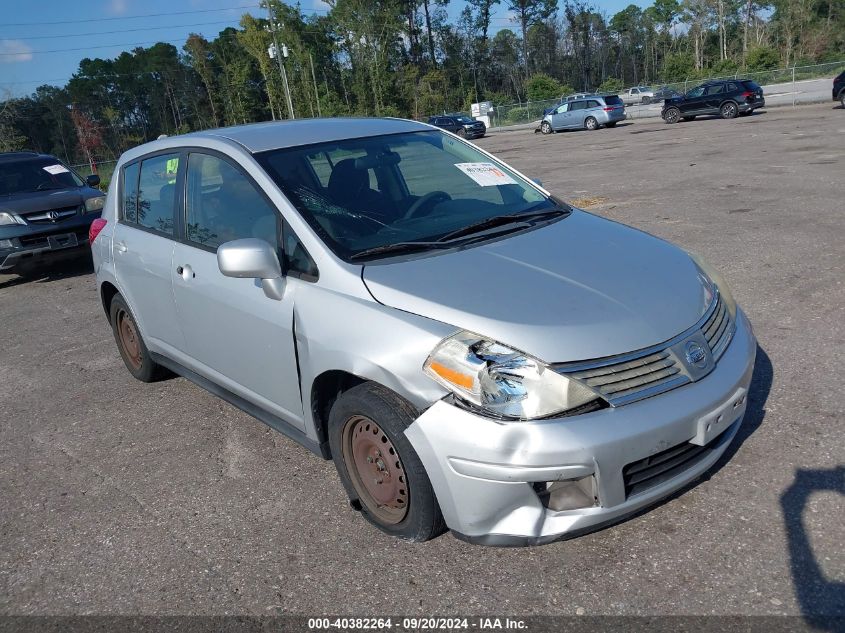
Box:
[0,187,101,214]
[362,210,712,363]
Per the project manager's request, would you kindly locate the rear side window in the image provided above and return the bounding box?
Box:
[137,154,178,236]
[586,100,600,108]
[122,162,139,223]
[604,95,623,106]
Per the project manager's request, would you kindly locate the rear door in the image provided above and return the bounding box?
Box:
[170,150,305,426]
[568,100,588,127]
[112,153,185,352]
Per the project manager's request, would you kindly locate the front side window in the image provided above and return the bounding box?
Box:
[570,101,586,111]
[555,104,569,114]
[184,153,278,250]
[256,130,556,261]
[137,154,178,235]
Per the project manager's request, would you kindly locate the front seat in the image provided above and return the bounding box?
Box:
[326,159,389,220]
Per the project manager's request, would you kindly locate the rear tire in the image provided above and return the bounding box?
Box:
[584,116,599,131]
[642,96,651,104]
[540,121,553,135]
[109,294,167,382]
[328,382,446,542]
[664,107,681,124]
[839,91,844,108]
[720,101,739,119]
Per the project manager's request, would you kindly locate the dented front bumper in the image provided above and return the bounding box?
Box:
[405,309,757,546]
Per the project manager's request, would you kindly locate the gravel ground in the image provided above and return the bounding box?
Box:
[0,103,843,620]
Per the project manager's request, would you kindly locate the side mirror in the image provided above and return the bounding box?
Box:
[217,238,285,301]
[86,174,101,188]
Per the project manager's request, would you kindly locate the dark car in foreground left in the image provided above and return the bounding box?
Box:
[662,79,765,123]
[0,152,105,275]
[427,115,486,139]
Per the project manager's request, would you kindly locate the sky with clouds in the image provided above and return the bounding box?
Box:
[1,0,648,98]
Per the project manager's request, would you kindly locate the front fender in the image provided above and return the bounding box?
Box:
[292,282,456,442]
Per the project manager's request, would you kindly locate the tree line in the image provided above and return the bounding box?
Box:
[1,0,843,169]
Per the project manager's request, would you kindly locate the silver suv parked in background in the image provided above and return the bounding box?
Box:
[92,117,756,545]
[540,95,626,133]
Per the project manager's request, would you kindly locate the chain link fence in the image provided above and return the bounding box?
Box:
[488,60,845,128]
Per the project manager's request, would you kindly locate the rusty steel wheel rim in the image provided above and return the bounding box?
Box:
[341,415,408,525]
[117,309,142,370]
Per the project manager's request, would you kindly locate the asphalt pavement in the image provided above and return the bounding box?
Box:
[1,103,843,620]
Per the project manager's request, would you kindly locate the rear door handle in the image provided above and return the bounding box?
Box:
[115,241,128,253]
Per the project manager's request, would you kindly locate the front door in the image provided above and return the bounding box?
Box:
[551,103,571,130]
[681,85,707,114]
[170,151,304,426]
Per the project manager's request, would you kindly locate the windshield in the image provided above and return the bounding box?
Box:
[256,130,556,260]
[0,158,84,195]
[455,116,475,124]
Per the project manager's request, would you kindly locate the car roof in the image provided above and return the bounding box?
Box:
[178,117,429,153]
[0,151,55,164]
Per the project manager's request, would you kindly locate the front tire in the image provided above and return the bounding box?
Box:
[109,294,167,382]
[664,107,681,124]
[540,121,553,135]
[328,382,446,542]
[584,116,599,131]
[720,101,739,119]
[456,128,466,138]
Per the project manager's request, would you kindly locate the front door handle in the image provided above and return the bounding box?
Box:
[177,264,195,280]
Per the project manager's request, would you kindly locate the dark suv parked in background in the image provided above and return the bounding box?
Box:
[0,152,105,275]
[427,114,486,139]
[834,71,845,108]
[662,79,765,123]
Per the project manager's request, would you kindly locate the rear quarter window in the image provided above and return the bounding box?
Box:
[742,81,762,91]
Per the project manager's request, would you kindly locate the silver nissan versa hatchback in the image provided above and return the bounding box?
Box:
[92,118,756,545]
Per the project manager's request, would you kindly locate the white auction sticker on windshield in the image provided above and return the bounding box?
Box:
[43,164,70,175]
[455,162,516,187]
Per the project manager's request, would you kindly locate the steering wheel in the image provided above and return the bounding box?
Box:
[403,191,452,220]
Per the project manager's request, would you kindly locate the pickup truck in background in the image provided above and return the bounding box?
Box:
[621,86,655,105]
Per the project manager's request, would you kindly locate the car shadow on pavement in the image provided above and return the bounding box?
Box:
[0,254,93,291]
[781,466,845,629]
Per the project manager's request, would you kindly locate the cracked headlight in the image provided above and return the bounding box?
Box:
[424,331,600,420]
[688,251,737,320]
[84,196,105,213]
[0,212,23,226]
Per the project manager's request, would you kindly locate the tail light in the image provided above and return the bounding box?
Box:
[89,218,107,243]
[741,91,754,99]
[603,106,616,111]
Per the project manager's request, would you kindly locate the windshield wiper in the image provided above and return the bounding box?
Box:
[349,240,453,261]
[32,183,66,192]
[436,207,569,243]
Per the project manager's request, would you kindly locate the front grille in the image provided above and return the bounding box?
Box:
[622,422,736,498]
[566,350,688,406]
[22,205,81,224]
[556,291,735,407]
[701,294,734,360]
